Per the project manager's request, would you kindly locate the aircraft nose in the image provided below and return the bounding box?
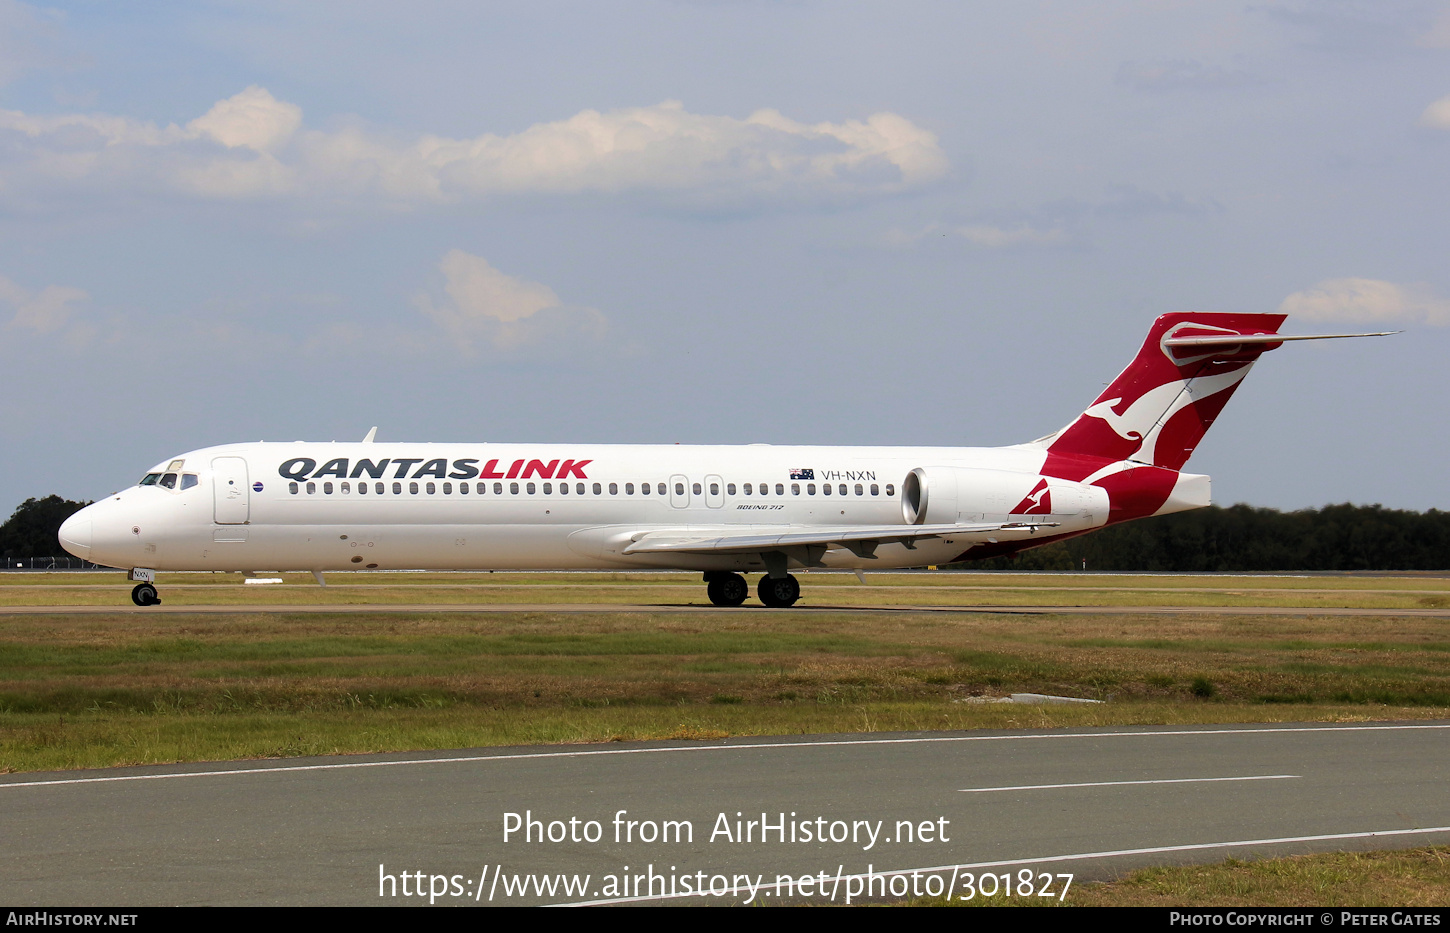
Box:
[58,511,92,560]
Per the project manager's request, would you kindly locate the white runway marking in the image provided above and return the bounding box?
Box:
[553,824,1450,906]
[0,723,1445,791]
[959,774,1300,793]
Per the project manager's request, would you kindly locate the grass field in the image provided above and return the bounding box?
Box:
[3,569,1447,907]
[1,570,1448,772]
[4,569,1450,609]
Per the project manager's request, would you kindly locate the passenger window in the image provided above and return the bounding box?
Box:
[526,482,536,495]
[543,482,553,494]
[307,482,317,494]
[658,483,666,495]
[840,484,847,496]
[392,482,402,494]
[358,482,367,495]
[625,483,634,495]
[576,483,585,495]
[377,482,386,494]
[886,484,895,496]
[822,483,831,496]
[498,483,507,494]
[425,482,436,494]
[443,482,451,494]
[791,483,800,496]
[324,482,334,494]
[159,473,178,489]
[606,483,615,495]
[181,474,199,490]
[808,483,816,495]
[710,483,720,495]
[726,483,735,495]
[676,483,686,496]
[289,482,299,494]
[743,483,752,495]
[341,481,351,494]
[593,483,602,495]
[691,482,701,495]
[639,483,647,495]
[870,484,879,496]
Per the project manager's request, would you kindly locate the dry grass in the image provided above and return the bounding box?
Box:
[0,593,1448,771]
[1064,848,1450,907]
[2,570,1449,609]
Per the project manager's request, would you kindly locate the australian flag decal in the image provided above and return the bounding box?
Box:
[789,468,815,480]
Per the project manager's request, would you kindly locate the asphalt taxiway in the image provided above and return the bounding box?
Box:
[3,722,1448,905]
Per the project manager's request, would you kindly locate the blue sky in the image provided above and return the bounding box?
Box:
[2,1,1448,512]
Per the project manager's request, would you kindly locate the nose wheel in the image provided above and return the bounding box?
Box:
[131,583,161,606]
[757,573,800,608]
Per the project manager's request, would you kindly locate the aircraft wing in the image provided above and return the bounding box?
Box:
[620,520,1059,557]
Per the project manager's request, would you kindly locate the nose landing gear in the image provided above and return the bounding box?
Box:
[128,568,160,606]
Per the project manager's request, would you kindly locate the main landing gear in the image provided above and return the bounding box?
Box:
[131,583,161,606]
[705,572,749,607]
[757,573,800,608]
[702,571,801,607]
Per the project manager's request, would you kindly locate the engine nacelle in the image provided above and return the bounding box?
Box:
[902,466,1109,527]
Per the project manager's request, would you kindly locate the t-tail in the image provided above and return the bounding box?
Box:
[1025,312,1394,523]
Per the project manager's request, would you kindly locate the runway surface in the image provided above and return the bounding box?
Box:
[3,722,1449,906]
[5,603,1450,616]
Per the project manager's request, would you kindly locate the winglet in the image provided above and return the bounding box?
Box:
[361,426,378,443]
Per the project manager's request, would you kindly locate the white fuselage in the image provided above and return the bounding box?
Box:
[60,441,1129,575]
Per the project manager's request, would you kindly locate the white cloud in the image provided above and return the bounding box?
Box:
[0,273,87,334]
[0,90,948,209]
[186,85,302,152]
[1279,277,1450,326]
[1419,94,1450,129]
[414,250,606,352]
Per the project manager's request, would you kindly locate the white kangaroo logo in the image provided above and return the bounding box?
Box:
[1082,368,1250,464]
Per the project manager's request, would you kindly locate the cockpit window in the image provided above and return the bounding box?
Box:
[181,473,199,490]
[139,473,162,486]
[158,473,178,489]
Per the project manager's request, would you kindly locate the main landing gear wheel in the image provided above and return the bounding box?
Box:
[757,573,800,608]
[706,572,749,607]
[131,583,161,607]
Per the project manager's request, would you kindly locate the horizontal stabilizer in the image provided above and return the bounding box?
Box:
[1162,331,1397,348]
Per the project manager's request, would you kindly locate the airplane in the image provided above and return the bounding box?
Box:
[57,312,1390,608]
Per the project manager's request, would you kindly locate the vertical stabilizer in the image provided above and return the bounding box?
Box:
[1033,312,1286,481]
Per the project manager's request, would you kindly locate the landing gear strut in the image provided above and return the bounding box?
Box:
[705,572,749,607]
[131,583,161,606]
[757,573,800,608]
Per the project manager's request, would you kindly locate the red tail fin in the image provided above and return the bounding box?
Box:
[1035,312,1286,481]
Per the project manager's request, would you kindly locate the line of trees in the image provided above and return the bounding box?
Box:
[0,496,92,560]
[959,504,1450,572]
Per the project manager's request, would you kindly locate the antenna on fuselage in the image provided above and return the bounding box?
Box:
[361,426,378,443]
